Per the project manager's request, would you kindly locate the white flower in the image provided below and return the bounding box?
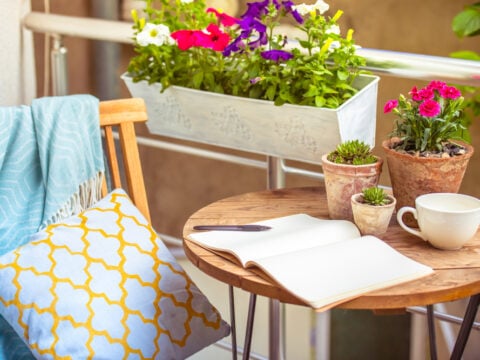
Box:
[181,0,194,3]
[136,23,173,47]
[293,0,330,15]
[328,40,340,53]
[292,4,313,15]
[314,0,330,15]
[326,24,340,35]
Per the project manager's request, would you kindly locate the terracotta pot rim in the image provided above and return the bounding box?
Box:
[351,193,396,208]
[381,139,474,162]
[321,154,383,168]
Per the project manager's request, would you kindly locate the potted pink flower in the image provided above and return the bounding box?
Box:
[382,80,474,226]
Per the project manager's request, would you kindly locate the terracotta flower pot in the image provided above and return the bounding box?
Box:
[382,139,474,227]
[321,154,383,221]
[351,193,396,237]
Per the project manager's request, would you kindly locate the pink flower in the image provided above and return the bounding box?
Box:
[207,8,240,26]
[417,87,434,100]
[198,24,230,51]
[409,86,422,101]
[440,85,462,99]
[419,99,441,117]
[383,99,398,113]
[410,86,434,101]
[428,80,447,91]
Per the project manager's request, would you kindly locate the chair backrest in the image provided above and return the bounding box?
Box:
[99,98,150,222]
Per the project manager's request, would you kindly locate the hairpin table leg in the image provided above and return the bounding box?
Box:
[229,285,237,360]
[450,293,480,360]
[243,293,257,360]
[427,304,437,360]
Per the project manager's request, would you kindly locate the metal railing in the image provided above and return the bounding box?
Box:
[22,11,480,181]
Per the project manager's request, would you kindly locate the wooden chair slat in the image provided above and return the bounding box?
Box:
[99,98,150,222]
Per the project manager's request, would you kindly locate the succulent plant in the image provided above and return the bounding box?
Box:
[361,186,392,206]
[326,140,377,165]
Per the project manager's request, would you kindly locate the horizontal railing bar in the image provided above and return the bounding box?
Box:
[357,48,480,87]
[407,306,480,331]
[135,135,328,181]
[23,12,134,43]
[23,12,480,87]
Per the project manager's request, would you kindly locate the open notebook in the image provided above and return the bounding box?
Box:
[188,214,434,311]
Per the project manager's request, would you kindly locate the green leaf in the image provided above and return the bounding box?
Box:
[315,96,326,107]
[337,70,349,81]
[265,85,277,100]
[450,50,480,61]
[304,85,318,97]
[452,5,480,38]
[192,71,204,89]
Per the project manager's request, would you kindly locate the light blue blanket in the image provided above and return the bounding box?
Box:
[0,95,105,358]
[0,94,104,255]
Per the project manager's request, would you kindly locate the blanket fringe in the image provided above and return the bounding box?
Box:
[43,171,105,227]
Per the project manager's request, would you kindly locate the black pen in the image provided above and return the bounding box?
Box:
[193,224,271,232]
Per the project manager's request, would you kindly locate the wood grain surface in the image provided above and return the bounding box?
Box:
[183,186,480,310]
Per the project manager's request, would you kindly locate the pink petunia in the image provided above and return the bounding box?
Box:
[419,99,441,117]
[207,8,240,27]
[197,24,230,51]
[383,99,398,113]
[440,85,462,99]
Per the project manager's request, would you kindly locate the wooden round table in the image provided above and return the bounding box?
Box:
[183,186,480,359]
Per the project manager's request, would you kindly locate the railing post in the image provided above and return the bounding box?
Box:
[51,35,68,96]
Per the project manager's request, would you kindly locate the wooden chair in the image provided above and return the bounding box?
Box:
[99,97,150,222]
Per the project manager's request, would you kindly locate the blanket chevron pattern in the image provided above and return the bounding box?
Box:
[0,95,104,256]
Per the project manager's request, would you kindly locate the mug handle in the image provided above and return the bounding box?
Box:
[396,207,427,241]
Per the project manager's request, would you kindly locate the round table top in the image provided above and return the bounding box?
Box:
[183,186,480,310]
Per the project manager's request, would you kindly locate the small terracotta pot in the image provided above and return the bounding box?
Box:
[382,139,474,227]
[351,193,396,237]
[322,154,383,221]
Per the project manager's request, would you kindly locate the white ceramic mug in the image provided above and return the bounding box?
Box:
[397,193,480,250]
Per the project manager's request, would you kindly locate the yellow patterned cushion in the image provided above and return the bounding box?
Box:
[0,189,230,359]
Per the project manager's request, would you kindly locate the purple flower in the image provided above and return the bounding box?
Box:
[261,49,293,61]
[222,36,245,56]
[281,0,304,24]
[248,31,268,49]
[243,0,269,18]
[238,16,267,34]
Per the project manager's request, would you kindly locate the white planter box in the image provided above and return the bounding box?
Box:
[122,74,379,164]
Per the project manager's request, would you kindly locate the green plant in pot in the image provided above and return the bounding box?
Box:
[122,0,380,160]
[351,186,396,236]
[322,140,383,221]
[382,80,474,226]
[127,0,366,108]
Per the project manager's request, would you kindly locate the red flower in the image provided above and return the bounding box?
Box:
[171,30,197,50]
[419,99,441,117]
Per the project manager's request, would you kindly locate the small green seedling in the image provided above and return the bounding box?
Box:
[327,140,377,165]
[361,186,392,206]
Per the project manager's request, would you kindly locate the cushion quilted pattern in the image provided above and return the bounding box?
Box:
[0,189,229,359]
